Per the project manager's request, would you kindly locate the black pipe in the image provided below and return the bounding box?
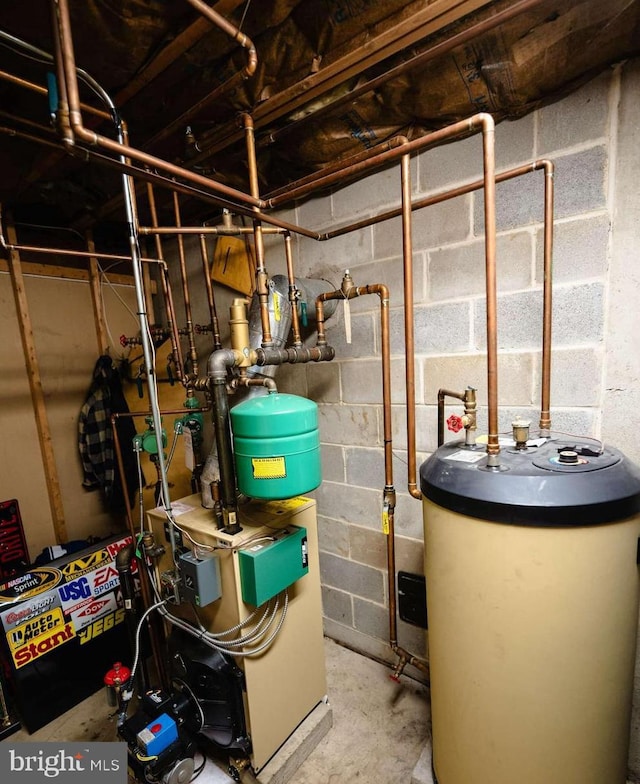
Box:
[116,544,147,692]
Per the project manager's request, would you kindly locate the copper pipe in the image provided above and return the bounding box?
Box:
[0,203,161,264]
[146,184,185,382]
[145,0,257,151]
[0,70,110,122]
[172,193,199,380]
[265,134,410,202]
[268,114,496,209]
[52,0,264,211]
[138,225,286,236]
[539,161,555,435]
[324,158,555,437]
[481,116,499,466]
[316,276,427,675]
[284,233,302,347]
[198,234,223,350]
[400,153,421,500]
[437,388,477,448]
[243,113,272,346]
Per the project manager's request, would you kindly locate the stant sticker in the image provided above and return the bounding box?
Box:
[12,621,75,668]
[251,456,287,479]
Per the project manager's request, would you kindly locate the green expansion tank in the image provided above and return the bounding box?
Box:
[230,392,321,500]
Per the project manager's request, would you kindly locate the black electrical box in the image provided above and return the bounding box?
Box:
[397,571,427,629]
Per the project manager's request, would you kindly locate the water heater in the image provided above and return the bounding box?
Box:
[421,438,640,784]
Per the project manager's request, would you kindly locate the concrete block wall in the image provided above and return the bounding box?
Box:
[263,58,640,777]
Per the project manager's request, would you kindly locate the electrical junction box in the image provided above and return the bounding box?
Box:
[136,712,178,756]
[238,526,308,607]
[178,551,221,607]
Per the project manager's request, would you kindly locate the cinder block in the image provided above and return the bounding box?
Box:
[297,192,333,230]
[275,362,308,397]
[341,359,380,404]
[428,231,532,301]
[473,283,604,351]
[391,405,438,453]
[332,157,418,219]
[353,596,389,640]
[345,446,385,490]
[298,227,373,274]
[307,361,340,403]
[317,402,379,446]
[541,347,602,407]
[320,444,345,483]
[537,70,612,155]
[321,585,353,625]
[395,535,425,576]
[390,302,471,356]
[314,481,382,529]
[422,352,535,407]
[317,514,350,557]
[374,197,471,259]
[325,310,377,358]
[418,113,535,193]
[350,526,387,572]
[340,254,427,313]
[394,492,425,540]
[535,214,609,284]
[319,551,385,603]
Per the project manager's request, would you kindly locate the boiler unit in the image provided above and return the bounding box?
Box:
[420,436,640,784]
[145,493,327,775]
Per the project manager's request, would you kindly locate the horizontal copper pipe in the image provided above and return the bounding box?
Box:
[0,69,111,121]
[268,114,490,208]
[138,225,286,236]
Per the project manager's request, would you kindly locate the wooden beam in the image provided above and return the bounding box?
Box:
[0,258,156,291]
[5,216,68,544]
[86,230,109,355]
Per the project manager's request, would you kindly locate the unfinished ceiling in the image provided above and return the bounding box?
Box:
[0,0,639,243]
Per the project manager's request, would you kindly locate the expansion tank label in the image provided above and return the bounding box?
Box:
[251,456,287,479]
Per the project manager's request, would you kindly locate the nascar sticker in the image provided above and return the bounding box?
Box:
[0,568,62,603]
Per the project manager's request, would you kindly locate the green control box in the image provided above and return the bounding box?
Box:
[238,526,308,607]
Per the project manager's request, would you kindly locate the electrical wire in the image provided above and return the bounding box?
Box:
[172,677,205,732]
[129,599,167,686]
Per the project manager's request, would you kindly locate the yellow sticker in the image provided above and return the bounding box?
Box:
[252,456,286,479]
[7,607,65,652]
[273,291,281,322]
[382,509,390,535]
[13,621,76,668]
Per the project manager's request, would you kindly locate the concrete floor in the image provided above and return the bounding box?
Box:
[5,637,431,784]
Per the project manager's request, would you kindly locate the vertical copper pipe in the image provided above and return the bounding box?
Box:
[316,281,427,675]
[539,160,555,435]
[284,233,303,347]
[401,154,421,500]
[482,115,500,466]
[146,184,184,381]
[198,234,223,350]
[243,113,273,345]
[173,192,199,380]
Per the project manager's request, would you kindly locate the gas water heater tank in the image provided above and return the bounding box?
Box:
[420,439,640,784]
[231,393,321,500]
